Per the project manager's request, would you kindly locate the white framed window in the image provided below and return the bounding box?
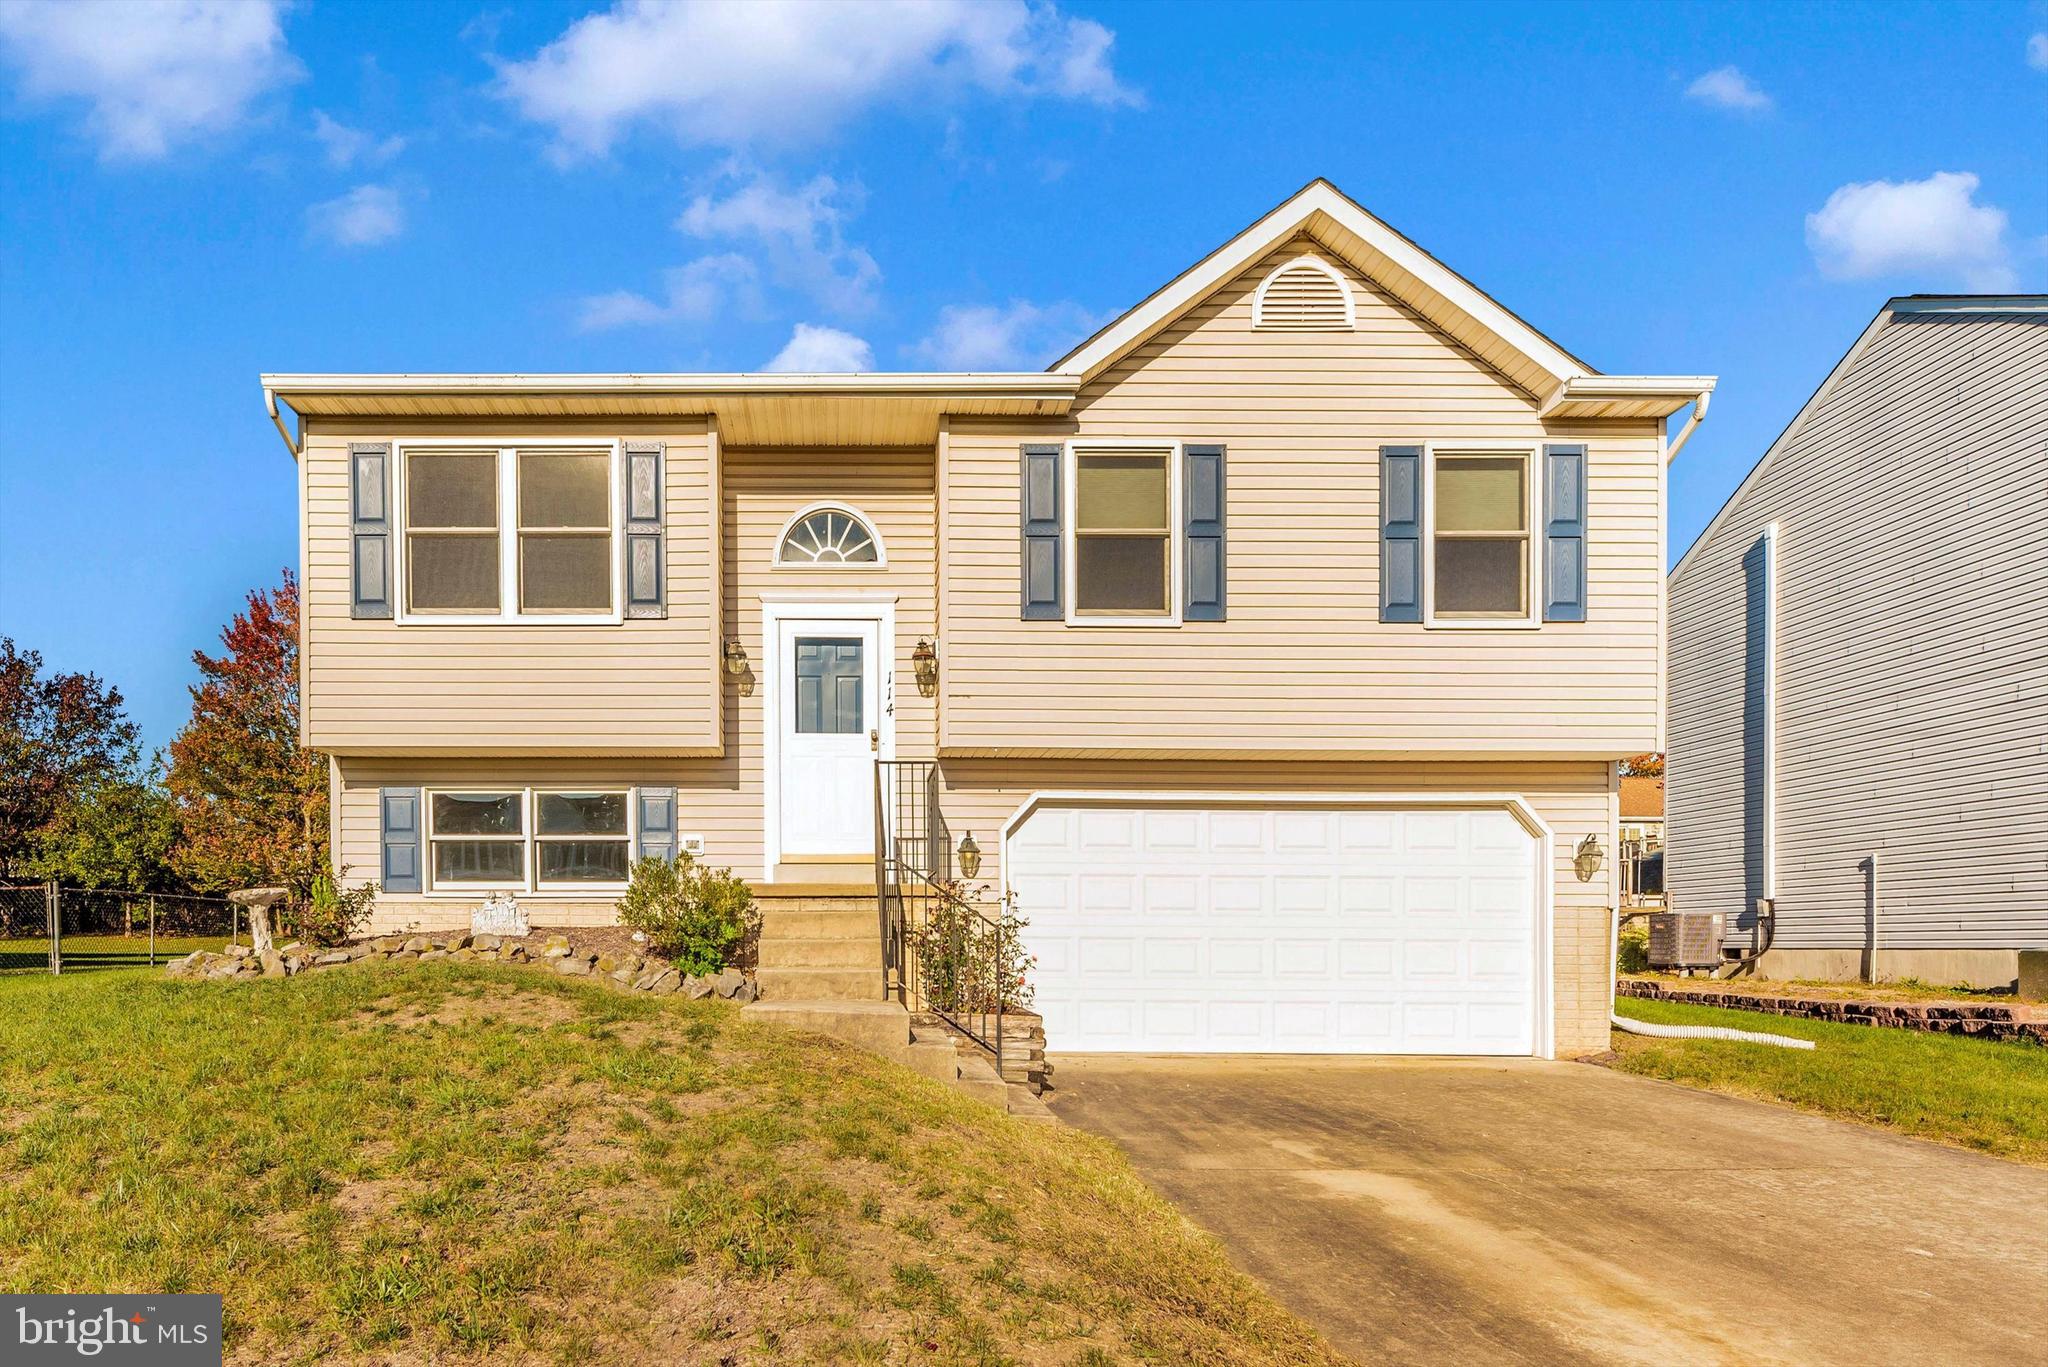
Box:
[395,439,623,624]
[1423,445,1540,628]
[774,502,887,566]
[424,787,635,894]
[1065,440,1182,626]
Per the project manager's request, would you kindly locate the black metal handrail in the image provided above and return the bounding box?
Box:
[874,760,1013,1074]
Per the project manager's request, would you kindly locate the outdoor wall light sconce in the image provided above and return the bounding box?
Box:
[722,638,755,697]
[957,832,982,880]
[1573,834,1606,883]
[912,637,939,697]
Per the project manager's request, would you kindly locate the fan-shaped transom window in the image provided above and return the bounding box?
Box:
[1252,254,1355,331]
[776,506,884,565]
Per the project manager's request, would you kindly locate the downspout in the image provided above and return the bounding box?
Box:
[264,385,300,459]
[1663,389,1712,464]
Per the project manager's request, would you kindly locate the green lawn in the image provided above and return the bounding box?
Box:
[0,935,232,974]
[0,963,1344,1366]
[1612,997,2048,1166]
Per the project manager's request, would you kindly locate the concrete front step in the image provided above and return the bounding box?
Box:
[757,935,884,970]
[759,908,877,939]
[754,966,885,1001]
[743,999,1051,1117]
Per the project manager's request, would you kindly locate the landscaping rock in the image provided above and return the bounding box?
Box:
[315,950,352,966]
[259,951,285,978]
[731,978,759,1004]
[392,949,419,962]
[711,969,746,999]
[373,935,406,953]
[419,949,448,962]
[472,934,501,952]
[443,932,472,951]
[594,953,618,973]
[683,975,715,1000]
[224,943,252,959]
[610,966,637,985]
[505,946,528,963]
[402,936,431,954]
[650,971,681,996]
[279,941,303,953]
[541,936,572,958]
[553,956,591,976]
[204,959,241,980]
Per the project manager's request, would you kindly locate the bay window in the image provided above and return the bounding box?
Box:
[399,442,620,621]
[425,788,633,891]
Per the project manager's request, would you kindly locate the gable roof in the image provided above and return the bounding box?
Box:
[1670,295,2048,580]
[1052,179,1713,420]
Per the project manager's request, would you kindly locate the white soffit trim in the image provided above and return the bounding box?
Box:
[1051,179,1594,395]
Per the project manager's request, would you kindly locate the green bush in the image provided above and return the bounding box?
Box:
[909,883,1035,1013]
[1616,921,1650,975]
[616,853,756,975]
[299,871,376,947]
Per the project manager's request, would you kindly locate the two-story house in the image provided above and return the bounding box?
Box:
[267,180,1712,1059]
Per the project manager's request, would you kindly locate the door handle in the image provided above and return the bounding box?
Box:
[870,729,880,753]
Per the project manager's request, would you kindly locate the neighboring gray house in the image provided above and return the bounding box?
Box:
[1668,296,2047,989]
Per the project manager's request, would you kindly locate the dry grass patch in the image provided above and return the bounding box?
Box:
[0,962,1346,1365]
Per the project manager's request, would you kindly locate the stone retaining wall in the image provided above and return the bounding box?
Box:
[164,932,759,1003]
[1618,978,2048,1045]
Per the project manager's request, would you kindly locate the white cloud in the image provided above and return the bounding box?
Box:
[307,183,406,249]
[575,253,758,331]
[0,0,298,161]
[762,323,874,373]
[494,0,1138,159]
[1806,171,2016,291]
[1684,65,1772,113]
[311,111,405,169]
[909,299,1100,370]
[2028,33,2048,72]
[679,173,880,315]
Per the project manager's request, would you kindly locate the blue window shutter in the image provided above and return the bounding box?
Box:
[1379,445,1422,623]
[638,787,678,863]
[1020,444,1063,620]
[1543,443,1588,622]
[1184,444,1226,621]
[379,787,421,893]
[350,443,393,619]
[623,441,665,619]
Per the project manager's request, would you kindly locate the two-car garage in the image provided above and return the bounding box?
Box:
[1006,797,1548,1056]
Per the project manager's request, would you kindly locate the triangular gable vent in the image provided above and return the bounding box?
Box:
[1252,254,1354,331]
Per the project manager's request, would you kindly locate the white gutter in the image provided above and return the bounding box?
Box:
[260,371,1079,399]
[263,385,299,459]
[1663,387,1712,463]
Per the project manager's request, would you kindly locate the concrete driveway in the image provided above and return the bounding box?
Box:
[1049,1055,2048,1367]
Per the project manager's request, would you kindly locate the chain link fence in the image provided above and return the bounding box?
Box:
[0,884,245,975]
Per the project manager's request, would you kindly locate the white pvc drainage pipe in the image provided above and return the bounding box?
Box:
[1609,1011,1814,1050]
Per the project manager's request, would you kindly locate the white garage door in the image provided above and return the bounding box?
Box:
[1009,801,1541,1055]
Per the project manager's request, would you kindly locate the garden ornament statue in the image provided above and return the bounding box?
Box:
[473,891,528,937]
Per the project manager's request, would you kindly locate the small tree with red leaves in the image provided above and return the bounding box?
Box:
[166,572,328,898]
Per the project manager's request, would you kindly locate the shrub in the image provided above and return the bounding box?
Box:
[300,871,376,947]
[1616,921,1650,975]
[616,853,756,975]
[909,882,1035,1013]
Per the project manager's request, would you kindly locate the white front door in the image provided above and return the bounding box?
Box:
[776,618,882,856]
[1009,801,1541,1055]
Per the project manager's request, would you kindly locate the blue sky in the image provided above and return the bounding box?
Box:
[2,0,2043,751]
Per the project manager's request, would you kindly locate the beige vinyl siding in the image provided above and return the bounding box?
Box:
[301,419,719,755]
[939,241,1665,759]
[933,757,1619,1055]
[1668,307,2048,951]
[333,449,942,912]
